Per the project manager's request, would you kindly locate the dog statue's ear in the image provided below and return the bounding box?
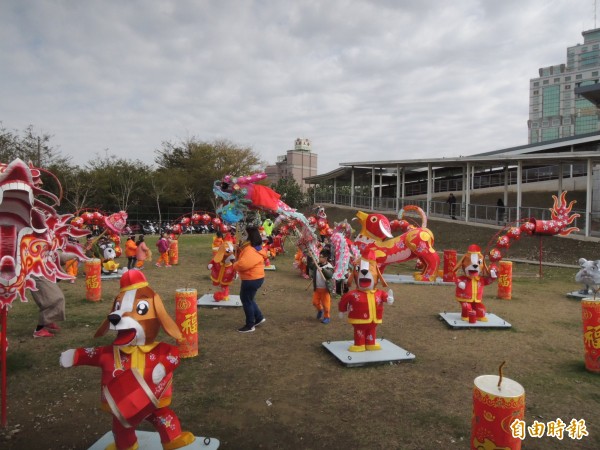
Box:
[153,293,183,341]
[94,319,110,338]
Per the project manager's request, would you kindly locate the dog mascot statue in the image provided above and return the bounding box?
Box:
[338,248,394,352]
[208,240,237,301]
[59,270,195,450]
[453,244,498,322]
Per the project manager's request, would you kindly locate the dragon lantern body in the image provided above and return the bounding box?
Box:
[353,206,440,281]
[0,159,88,307]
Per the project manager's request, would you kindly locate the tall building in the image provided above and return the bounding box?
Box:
[265,138,318,192]
[528,28,600,143]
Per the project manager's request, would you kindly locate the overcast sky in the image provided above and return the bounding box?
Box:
[0,0,596,174]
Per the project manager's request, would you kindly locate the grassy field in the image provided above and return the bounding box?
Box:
[1,217,599,449]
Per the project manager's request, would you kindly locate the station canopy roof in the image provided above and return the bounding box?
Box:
[305,133,600,184]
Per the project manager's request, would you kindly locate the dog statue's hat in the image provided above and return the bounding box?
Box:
[119,269,149,292]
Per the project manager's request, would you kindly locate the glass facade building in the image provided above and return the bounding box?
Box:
[529,28,600,143]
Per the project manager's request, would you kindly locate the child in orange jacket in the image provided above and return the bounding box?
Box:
[125,235,138,270]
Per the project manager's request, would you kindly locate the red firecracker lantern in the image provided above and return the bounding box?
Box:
[81,212,94,224]
[489,248,502,262]
[92,211,104,225]
[191,213,201,224]
[71,217,84,228]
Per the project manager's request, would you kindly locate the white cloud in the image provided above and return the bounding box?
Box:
[0,0,595,173]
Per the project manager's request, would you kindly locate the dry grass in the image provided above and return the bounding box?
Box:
[1,216,599,449]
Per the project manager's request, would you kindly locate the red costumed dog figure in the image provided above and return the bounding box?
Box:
[454,244,498,322]
[338,248,395,352]
[208,240,236,301]
[59,270,195,450]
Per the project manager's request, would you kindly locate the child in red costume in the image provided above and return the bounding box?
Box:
[208,240,237,301]
[453,244,498,322]
[60,270,195,450]
[338,249,395,352]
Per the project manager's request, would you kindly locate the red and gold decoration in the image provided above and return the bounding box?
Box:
[85,258,102,302]
[582,298,600,373]
[486,191,579,266]
[443,249,457,282]
[497,261,513,300]
[168,239,179,265]
[454,244,498,322]
[0,158,89,426]
[471,364,525,450]
[175,288,198,358]
[338,248,394,352]
[208,241,236,301]
[353,206,440,281]
[60,270,195,449]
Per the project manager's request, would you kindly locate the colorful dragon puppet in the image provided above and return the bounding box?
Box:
[0,158,89,307]
[213,172,322,266]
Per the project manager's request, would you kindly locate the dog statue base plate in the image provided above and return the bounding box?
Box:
[197,293,242,307]
[322,339,415,367]
[439,312,512,329]
[89,431,220,450]
[566,291,593,300]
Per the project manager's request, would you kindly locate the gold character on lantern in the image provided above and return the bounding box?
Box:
[583,325,600,349]
[180,313,197,335]
[86,275,99,289]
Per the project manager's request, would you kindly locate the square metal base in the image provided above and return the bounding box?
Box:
[322,339,415,367]
[197,293,242,307]
[384,274,453,285]
[439,312,512,329]
[566,291,594,300]
[100,273,121,280]
[89,431,220,450]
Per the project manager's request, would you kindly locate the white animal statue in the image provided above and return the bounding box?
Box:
[575,258,600,295]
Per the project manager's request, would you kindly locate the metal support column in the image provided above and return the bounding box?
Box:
[516,161,522,221]
[350,168,355,208]
[426,164,432,216]
[465,163,471,223]
[371,167,375,211]
[586,158,592,237]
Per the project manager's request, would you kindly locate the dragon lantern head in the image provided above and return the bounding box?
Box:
[0,158,88,306]
[355,211,393,240]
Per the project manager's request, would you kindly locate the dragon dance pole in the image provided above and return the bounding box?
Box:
[1,306,7,427]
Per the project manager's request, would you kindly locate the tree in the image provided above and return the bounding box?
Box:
[0,122,70,167]
[271,177,307,209]
[85,154,152,212]
[149,171,170,232]
[62,166,96,212]
[155,138,264,211]
[0,123,73,205]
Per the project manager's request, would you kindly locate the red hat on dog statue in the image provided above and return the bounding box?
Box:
[60,269,195,450]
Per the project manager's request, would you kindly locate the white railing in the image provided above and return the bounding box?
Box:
[313,193,594,236]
